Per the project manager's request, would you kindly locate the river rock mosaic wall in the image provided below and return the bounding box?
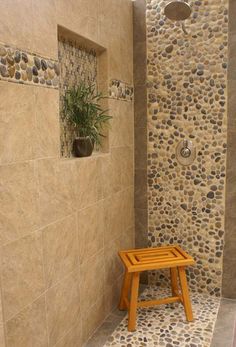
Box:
[58,36,97,158]
[0,42,59,88]
[146,0,228,296]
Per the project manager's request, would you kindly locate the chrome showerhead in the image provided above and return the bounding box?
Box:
[164,1,192,21]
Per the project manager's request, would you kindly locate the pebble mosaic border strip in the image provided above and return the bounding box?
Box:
[109,79,134,101]
[104,286,220,347]
[0,42,59,88]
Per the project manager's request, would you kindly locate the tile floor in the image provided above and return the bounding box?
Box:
[85,286,236,347]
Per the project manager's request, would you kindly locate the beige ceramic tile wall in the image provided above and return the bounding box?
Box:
[0,0,134,346]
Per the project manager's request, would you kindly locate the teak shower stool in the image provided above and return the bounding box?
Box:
[118,245,195,331]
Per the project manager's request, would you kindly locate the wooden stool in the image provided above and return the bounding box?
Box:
[118,245,195,331]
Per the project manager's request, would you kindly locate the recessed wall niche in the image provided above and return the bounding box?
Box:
[58,26,108,158]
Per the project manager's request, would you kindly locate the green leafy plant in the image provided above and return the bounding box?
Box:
[63,82,111,146]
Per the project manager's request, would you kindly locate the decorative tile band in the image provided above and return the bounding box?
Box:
[0,42,59,88]
[109,79,133,101]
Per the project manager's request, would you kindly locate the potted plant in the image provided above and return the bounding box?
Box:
[64,82,111,157]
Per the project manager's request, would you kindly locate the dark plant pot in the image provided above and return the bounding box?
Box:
[73,137,94,158]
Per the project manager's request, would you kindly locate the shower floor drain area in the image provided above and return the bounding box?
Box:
[103,286,220,347]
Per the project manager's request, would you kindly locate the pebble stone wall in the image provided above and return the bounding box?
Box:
[146,0,228,296]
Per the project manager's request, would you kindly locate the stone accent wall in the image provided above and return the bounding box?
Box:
[0,42,59,88]
[58,36,97,157]
[146,0,228,296]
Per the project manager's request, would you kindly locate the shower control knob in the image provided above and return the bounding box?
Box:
[176,139,196,166]
[180,147,191,158]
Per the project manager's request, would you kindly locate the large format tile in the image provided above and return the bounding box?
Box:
[56,0,99,44]
[100,151,122,198]
[0,82,35,164]
[103,192,124,245]
[78,201,104,265]
[80,250,105,317]
[98,0,123,79]
[110,101,134,148]
[34,88,60,159]
[0,161,39,245]
[37,159,76,226]
[121,187,135,232]
[0,276,3,324]
[121,226,135,251]
[5,296,47,347]
[98,0,121,47]
[104,238,123,293]
[85,309,126,347]
[0,0,33,52]
[104,276,123,317]
[119,0,133,84]
[102,147,134,199]
[82,296,106,344]
[54,323,82,347]
[1,232,45,320]
[42,214,78,288]
[32,0,57,59]
[0,324,5,347]
[120,146,134,189]
[46,271,80,346]
[110,114,134,148]
[75,157,102,209]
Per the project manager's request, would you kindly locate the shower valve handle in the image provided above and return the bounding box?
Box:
[180,140,191,158]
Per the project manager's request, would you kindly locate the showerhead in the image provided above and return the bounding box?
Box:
[164,1,191,21]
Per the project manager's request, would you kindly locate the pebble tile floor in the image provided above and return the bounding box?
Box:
[85,286,236,347]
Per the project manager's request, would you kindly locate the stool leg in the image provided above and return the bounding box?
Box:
[170,267,179,296]
[178,266,193,322]
[128,272,140,332]
[119,270,131,310]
